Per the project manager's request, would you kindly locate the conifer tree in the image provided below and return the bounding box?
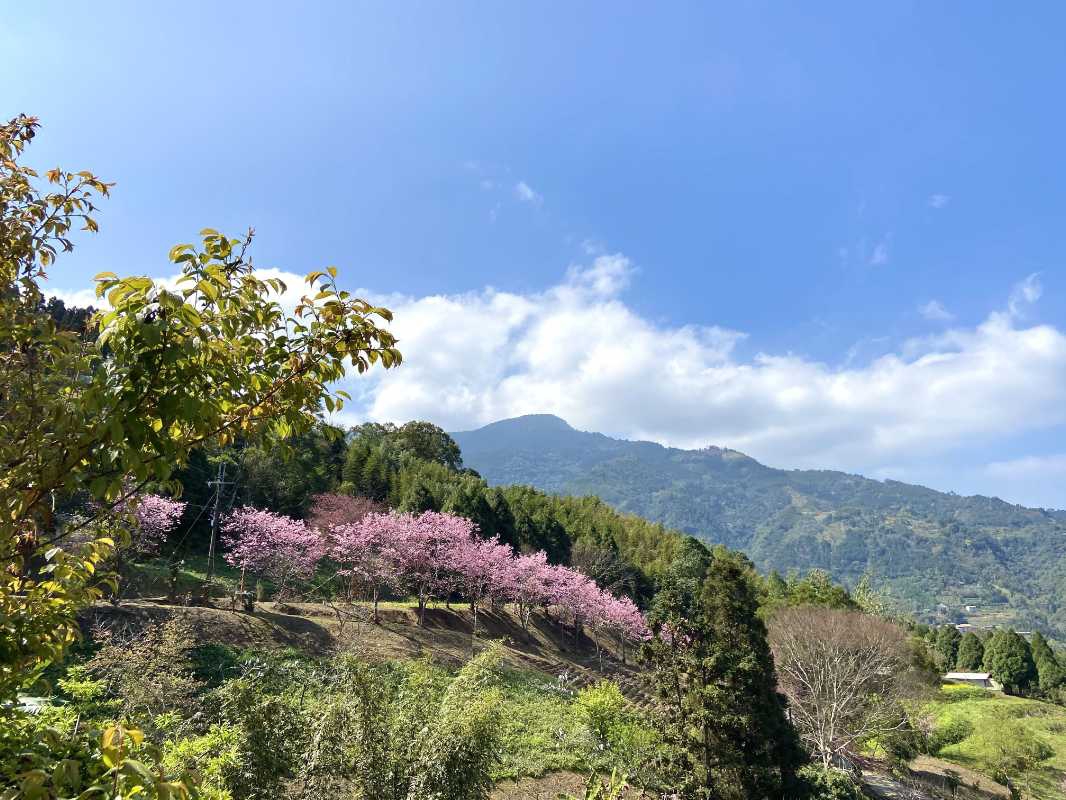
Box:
[1030,631,1066,692]
[647,549,801,799]
[933,626,962,671]
[982,629,1036,694]
[955,632,985,671]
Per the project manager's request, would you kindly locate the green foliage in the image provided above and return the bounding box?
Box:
[575,681,627,747]
[761,568,856,618]
[297,647,503,800]
[85,619,202,731]
[795,766,866,800]
[237,424,347,519]
[0,113,400,713]
[932,625,961,672]
[646,548,801,799]
[967,721,1053,788]
[927,716,973,754]
[163,725,242,800]
[0,720,197,800]
[982,629,1036,694]
[558,770,630,800]
[211,654,311,799]
[923,685,1066,797]
[955,632,985,671]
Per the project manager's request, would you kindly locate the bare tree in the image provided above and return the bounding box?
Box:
[570,539,635,597]
[768,606,924,770]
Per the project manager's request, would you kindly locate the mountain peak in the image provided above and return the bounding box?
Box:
[473,413,574,433]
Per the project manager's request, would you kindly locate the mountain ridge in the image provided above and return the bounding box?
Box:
[452,414,1066,636]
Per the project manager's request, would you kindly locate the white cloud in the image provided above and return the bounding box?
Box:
[50,261,1066,500]
[514,181,543,206]
[981,454,1066,508]
[870,236,890,266]
[986,454,1066,479]
[334,259,1066,479]
[928,193,950,209]
[918,300,954,321]
[1008,272,1042,318]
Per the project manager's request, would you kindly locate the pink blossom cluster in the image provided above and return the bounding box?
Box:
[221,506,324,586]
[326,510,650,643]
[126,493,187,554]
[221,505,650,645]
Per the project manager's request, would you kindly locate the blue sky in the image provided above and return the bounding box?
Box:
[5,3,1066,506]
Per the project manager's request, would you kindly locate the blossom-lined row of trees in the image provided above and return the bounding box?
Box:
[220,501,649,658]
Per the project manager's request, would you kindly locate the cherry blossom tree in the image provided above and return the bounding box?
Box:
[601,593,650,665]
[390,511,477,625]
[130,494,187,556]
[222,506,323,596]
[552,565,602,643]
[448,534,513,645]
[328,511,403,622]
[501,551,555,637]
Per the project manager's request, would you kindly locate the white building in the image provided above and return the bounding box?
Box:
[943,672,1001,690]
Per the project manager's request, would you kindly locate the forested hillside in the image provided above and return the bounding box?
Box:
[453,415,1066,637]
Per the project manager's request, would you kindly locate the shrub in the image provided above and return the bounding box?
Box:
[928,717,973,754]
[575,681,627,747]
[796,765,867,800]
[163,725,242,800]
[84,618,202,731]
[297,647,504,800]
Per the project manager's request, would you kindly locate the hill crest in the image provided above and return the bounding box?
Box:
[452,414,1066,637]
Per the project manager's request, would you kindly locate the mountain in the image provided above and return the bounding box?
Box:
[453,414,1066,637]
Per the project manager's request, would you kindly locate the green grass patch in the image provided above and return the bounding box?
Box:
[924,686,1066,798]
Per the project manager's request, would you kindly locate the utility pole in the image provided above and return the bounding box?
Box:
[205,462,231,584]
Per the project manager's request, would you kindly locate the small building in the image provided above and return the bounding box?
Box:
[943,672,1001,690]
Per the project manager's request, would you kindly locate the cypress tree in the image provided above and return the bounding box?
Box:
[982,629,1036,694]
[933,626,961,672]
[1030,631,1066,692]
[647,549,802,799]
[955,632,985,671]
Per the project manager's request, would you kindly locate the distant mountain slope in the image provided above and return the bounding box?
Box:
[453,415,1066,636]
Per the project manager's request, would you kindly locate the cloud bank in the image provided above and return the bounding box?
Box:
[332,262,1066,480]
[53,260,1066,501]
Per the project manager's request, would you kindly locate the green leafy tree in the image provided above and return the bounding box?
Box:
[645,549,801,799]
[933,626,962,672]
[982,629,1036,694]
[391,420,463,470]
[1029,631,1066,693]
[238,423,347,517]
[0,114,400,795]
[955,632,985,671]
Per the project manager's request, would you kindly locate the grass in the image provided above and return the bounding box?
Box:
[924,684,1066,799]
[124,553,244,598]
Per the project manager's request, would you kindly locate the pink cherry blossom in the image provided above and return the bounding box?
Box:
[500,551,555,633]
[447,534,513,639]
[120,493,187,555]
[390,510,478,624]
[328,510,405,622]
[222,506,323,591]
